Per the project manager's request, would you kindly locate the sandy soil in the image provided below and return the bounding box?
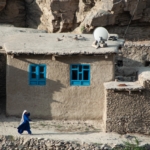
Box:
[0,115,150,146]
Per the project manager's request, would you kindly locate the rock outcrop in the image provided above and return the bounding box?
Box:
[0,0,150,39]
[0,0,26,27]
[0,0,6,11]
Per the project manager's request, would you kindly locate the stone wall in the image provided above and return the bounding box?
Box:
[0,136,109,150]
[0,136,98,150]
[119,45,150,68]
[115,44,150,81]
[105,80,150,134]
[0,135,149,150]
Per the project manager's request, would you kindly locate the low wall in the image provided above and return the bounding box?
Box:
[105,80,150,134]
[0,136,115,150]
[0,135,149,150]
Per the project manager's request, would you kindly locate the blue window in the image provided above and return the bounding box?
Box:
[70,64,90,86]
[29,64,46,85]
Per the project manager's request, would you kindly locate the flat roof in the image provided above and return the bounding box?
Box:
[0,26,46,47]
[3,33,124,55]
[104,81,144,91]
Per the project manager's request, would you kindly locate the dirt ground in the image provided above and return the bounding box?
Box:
[0,114,150,146]
[0,98,150,145]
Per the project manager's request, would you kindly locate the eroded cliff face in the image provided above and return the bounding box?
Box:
[0,0,150,39]
[0,0,26,27]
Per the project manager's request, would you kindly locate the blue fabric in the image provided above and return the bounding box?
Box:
[17,113,32,134]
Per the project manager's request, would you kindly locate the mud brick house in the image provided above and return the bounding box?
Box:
[2,32,150,134]
[2,33,124,129]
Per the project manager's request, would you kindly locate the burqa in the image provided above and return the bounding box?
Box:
[17,110,32,134]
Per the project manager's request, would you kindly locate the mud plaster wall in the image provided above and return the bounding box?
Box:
[6,55,114,124]
[0,53,6,98]
[105,81,150,134]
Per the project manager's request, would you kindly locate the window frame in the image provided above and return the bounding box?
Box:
[70,64,90,86]
[29,64,46,86]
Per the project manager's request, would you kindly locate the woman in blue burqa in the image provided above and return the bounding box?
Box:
[17,110,32,134]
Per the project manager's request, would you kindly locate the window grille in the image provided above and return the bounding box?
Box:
[70,64,90,86]
[29,64,46,85]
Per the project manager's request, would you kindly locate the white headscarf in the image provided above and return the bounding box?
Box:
[20,110,27,125]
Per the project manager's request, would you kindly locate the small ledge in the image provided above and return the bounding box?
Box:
[124,41,150,47]
[104,81,144,91]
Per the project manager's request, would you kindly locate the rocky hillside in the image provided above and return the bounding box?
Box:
[0,0,150,39]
